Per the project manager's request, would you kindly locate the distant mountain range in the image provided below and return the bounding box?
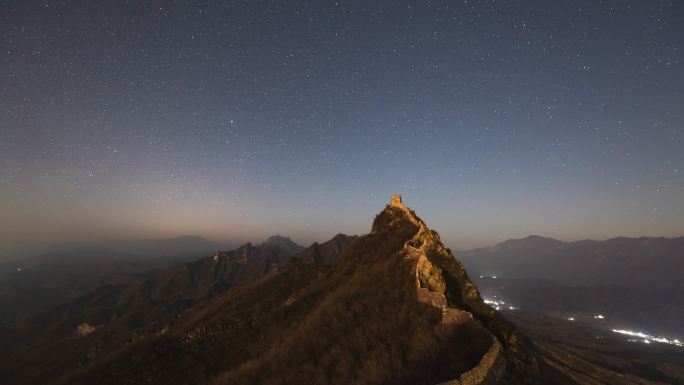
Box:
[461,235,684,336]
[461,234,684,287]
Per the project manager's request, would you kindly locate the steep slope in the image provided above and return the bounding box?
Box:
[40,200,540,385]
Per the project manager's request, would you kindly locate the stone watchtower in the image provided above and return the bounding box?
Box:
[391,194,404,207]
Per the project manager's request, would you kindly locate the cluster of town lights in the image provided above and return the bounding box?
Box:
[483,298,516,311]
[612,329,683,347]
[481,286,682,349]
[565,316,682,348]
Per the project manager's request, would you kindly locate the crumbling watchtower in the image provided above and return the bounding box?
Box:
[391,194,404,207]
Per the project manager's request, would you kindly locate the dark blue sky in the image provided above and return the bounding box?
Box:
[1,0,682,252]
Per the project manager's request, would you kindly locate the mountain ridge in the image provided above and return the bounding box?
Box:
[464,234,684,254]
[3,199,544,385]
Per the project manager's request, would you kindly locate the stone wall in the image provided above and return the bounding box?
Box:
[397,199,502,385]
[437,337,501,385]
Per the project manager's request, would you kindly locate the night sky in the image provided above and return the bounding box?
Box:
[1,0,683,254]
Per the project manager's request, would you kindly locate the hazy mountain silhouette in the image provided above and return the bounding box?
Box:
[461,236,684,335]
[0,236,233,324]
[461,235,684,287]
[260,235,306,254]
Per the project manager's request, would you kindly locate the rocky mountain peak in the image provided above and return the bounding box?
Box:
[371,195,427,235]
[260,235,304,254]
[365,196,538,383]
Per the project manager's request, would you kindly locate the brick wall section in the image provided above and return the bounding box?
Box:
[437,337,501,385]
[395,196,502,385]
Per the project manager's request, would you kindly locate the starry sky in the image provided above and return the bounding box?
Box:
[1,0,683,255]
